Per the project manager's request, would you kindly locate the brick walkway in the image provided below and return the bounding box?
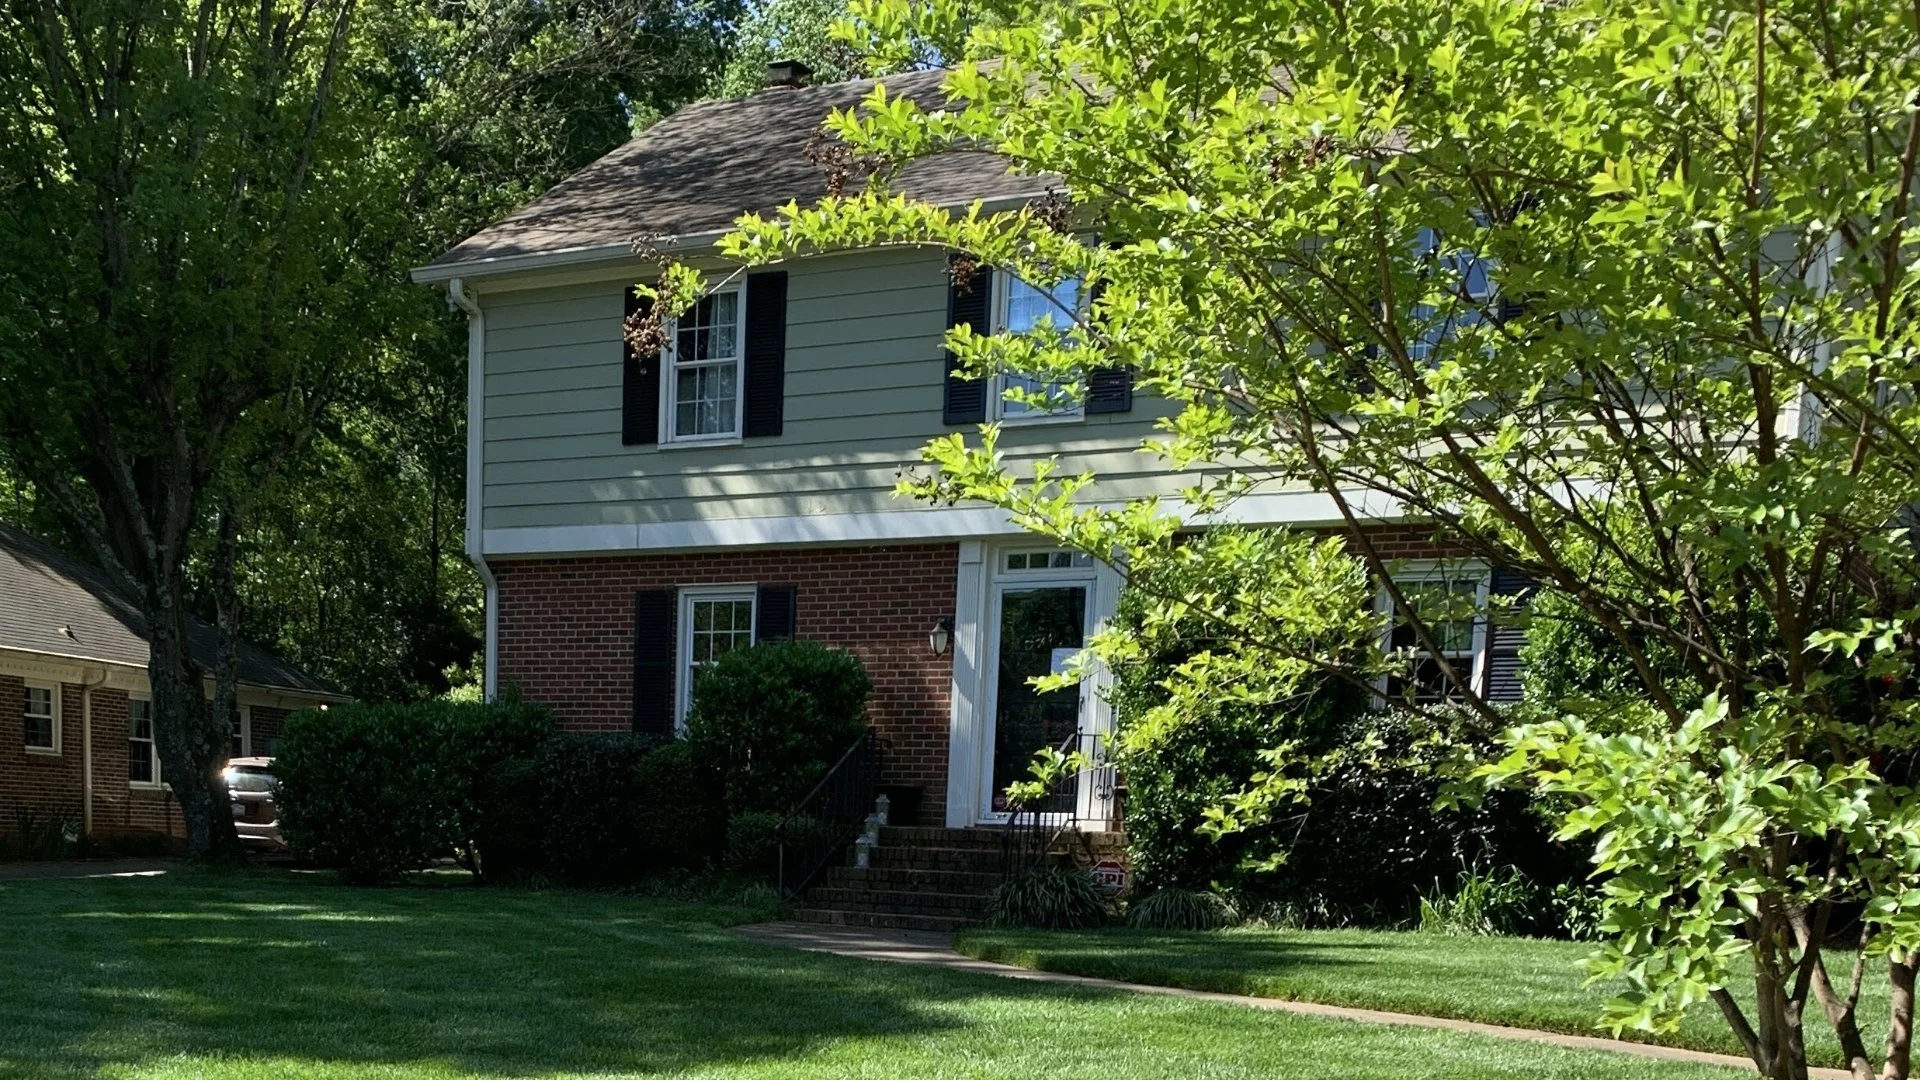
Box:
[0,858,175,882]
[735,922,1839,1079]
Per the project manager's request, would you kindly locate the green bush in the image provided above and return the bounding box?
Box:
[723,810,847,876]
[684,640,871,814]
[532,734,722,883]
[988,866,1111,928]
[1108,560,1587,929]
[1126,888,1240,931]
[1416,865,1548,937]
[274,699,552,884]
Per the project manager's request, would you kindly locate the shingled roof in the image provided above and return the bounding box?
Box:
[0,522,340,698]
[422,67,1050,275]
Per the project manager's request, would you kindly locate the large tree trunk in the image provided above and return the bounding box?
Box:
[147,579,243,863]
[1886,952,1915,1080]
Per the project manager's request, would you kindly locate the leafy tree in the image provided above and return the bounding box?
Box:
[715,1,1920,1076]
[714,0,868,97]
[0,0,734,855]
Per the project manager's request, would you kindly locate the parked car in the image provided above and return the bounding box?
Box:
[225,757,285,852]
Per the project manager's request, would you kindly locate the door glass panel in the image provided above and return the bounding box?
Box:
[991,586,1087,813]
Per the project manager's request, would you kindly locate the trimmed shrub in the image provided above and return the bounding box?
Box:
[274,699,552,884]
[1127,888,1239,931]
[723,810,846,876]
[532,734,722,883]
[988,866,1111,928]
[684,640,871,814]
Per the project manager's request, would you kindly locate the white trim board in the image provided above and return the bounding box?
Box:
[482,490,1406,558]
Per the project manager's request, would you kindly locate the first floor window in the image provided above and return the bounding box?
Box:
[665,287,744,441]
[129,697,160,785]
[231,708,250,759]
[996,275,1084,420]
[23,682,57,752]
[1381,568,1488,704]
[677,588,757,727]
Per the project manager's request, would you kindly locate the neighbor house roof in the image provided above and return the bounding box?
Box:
[0,522,341,698]
[419,67,1049,278]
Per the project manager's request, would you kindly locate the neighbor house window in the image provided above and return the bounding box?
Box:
[23,681,58,754]
[231,707,250,759]
[995,275,1084,420]
[129,696,161,786]
[676,587,757,727]
[1380,566,1489,704]
[664,286,745,442]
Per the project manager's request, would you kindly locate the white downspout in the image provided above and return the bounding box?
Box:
[447,277,499,702]
[78,666,108,842]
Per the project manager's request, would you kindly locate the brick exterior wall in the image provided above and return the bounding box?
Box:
[0,675,312,854]
[494,543,961,821]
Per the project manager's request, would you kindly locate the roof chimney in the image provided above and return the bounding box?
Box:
[766,59,812,89]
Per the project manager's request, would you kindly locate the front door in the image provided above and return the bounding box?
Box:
[982,583,1090,819]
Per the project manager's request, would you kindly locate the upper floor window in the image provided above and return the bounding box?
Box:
[129,696,161,785]
[23,682,58,754]
[665,286,744,442]
[676,586,757,728]
[1407,226,1497,364]
[1379,566,1489,704]
[996,275,1084,421]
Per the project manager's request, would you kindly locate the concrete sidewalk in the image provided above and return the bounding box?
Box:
[0,858,176,882]
[735,921,1840,1079]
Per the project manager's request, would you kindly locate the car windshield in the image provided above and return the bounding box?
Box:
[226,768,274,794]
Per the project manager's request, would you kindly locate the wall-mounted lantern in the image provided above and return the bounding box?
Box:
[928,616,955,656]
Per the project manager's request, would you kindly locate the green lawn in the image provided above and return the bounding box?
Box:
[956,925,1887,1071]
[0,872,1754,1080]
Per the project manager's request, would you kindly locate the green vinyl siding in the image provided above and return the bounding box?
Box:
[477,248,1200,534]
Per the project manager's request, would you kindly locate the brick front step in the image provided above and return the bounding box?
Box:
[821,866,1004,893]
[866,847,1007,873]
[789,906,977,934]
[806,887,989,917]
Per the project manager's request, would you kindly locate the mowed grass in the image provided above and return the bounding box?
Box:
[0,872,1756,1080]
[956,925,1890,1071]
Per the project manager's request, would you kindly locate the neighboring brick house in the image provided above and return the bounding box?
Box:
[0,523,340,851]
[413,63,1522,837]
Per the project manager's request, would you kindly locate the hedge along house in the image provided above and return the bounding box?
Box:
[415,64,1524,927]
[0,523,342,852]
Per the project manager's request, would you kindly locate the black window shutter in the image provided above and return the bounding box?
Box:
[743,271,789,438]
[632,588,676,735]
[1483,568,1536,703]
[1085,367,1134,413]
[755,585,798,642]
[622,289,660,446]
[944,257,991,424]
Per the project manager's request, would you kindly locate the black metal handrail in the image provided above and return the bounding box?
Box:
[775,729,880,898]
[1000,730,1115,879]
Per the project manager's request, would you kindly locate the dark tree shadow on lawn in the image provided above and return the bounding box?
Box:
[0,875,1143,1080]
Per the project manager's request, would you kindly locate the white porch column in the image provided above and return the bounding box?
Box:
[943,540,988,827]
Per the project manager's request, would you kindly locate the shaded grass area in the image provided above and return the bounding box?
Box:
[0,871,1759,1079]
[956,925,1890,1071]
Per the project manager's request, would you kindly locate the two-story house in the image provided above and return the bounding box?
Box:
[416,64,1518,919]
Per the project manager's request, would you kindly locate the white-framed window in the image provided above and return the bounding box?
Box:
[1002,547,1094,573]
[994,274,1085,421]
[1407,225,1497,364]
[1378,564,1491,704]
[22,681,59,754]
[662,284,745,443]
[231,706,251,760]
[128,695,162,787]
[675,586,757,728]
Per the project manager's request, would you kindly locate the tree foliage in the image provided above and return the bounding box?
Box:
[714,1,1920,1076]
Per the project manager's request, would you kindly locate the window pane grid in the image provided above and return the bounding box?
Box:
[1000,277,1083,418]
[23,686,53,749]
[129,699,156,783]
[668,290,742,440]
[1387,576,1483,705]
[683,595,755,722]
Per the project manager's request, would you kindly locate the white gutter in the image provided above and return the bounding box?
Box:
[447,277,500,701]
